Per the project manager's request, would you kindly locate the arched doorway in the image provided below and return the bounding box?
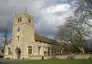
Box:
[15,47,21,59]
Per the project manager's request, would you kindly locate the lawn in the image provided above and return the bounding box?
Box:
[4,59,92,64]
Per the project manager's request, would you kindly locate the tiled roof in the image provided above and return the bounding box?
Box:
[35,34,57,44]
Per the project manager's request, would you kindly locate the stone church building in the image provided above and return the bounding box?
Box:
[4,9,61,59]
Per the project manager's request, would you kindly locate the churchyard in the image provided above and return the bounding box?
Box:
[1,54,92,64]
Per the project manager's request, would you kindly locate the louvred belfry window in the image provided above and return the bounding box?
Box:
[28,18,31,23]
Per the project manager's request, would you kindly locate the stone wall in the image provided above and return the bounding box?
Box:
[28,56,51,60]
[4,54,92,60]
[56,54,92,59]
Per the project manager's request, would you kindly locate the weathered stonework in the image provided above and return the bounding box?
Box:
[4,10,59,59]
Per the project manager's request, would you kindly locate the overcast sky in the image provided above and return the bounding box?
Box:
[0,0,77,39]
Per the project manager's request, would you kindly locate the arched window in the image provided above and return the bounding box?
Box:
[44,51,46,56]
[8,47,11,55]
[54,48,56,54]
[20,17,22,22]
[28,46,32,54]
[28,18,31,23]
[38,47,41,54]
[48,47,50,56]
[18,17,19,23]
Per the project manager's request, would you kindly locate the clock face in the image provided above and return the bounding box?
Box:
[17,27,20,32]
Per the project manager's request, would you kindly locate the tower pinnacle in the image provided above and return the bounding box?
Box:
[25,7,27,13]
[15,10,16,15]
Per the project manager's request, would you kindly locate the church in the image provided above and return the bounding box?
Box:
[4,9,61,59]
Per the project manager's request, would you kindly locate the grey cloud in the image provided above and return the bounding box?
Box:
[0,0,73,39]
[41,0,71,8]
[54,11,66,16]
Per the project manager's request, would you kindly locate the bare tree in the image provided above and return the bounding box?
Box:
[0,28,9,56]
[56,0,92,55]
[3,29,9,45]
[56,14,92,54]
[75,0,92,27]
[84,0,92,15]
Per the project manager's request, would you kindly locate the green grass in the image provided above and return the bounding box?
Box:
[5,59,92,64]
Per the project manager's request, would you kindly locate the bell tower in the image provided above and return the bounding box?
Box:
[12,8,35,59]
